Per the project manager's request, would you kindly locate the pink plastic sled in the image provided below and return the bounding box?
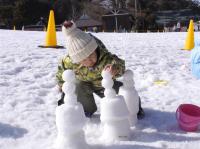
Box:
[176,104,200,132]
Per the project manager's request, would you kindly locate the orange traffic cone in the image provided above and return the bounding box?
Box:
[182,20,194,51]
[39,10,64,48]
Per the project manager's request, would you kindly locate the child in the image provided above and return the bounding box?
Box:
[56,21,144,118]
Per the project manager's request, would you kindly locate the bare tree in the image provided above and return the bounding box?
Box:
[70,0,84,20]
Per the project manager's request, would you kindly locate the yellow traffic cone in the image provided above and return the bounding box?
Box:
[182,20,194,51]
[39,10,63,48]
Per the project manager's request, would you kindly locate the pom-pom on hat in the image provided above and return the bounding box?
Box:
[62,21,98,63]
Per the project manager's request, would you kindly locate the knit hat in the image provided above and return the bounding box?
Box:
[62,21,98,63]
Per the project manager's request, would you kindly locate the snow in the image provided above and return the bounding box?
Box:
[0,29,200,149]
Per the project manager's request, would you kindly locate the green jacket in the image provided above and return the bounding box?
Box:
[56,35,125,88]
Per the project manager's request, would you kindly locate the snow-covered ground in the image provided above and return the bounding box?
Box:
[0,30,200,149]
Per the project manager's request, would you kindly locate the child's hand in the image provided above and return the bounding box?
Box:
[104,64,119,77]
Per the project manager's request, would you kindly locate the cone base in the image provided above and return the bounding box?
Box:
[181,48,192,51]
[38,45,65,49]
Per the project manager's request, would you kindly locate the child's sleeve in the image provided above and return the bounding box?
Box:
[110,54,125,78]
[101,51,125,78]
[90,34,125,78]
[56,58,65,88]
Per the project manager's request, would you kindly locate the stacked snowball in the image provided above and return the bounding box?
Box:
[119,70,139,126]
[55,70,88,149]
[100,70,130,141]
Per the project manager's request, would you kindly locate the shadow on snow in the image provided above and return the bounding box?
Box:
[0,122,28,139]
[89,108,200,143]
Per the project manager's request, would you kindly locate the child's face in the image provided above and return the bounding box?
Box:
[79,51,97,67]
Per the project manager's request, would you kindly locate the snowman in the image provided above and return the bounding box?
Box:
[119,70,139,126]
[55,70,89,149]
[100,70,130,141]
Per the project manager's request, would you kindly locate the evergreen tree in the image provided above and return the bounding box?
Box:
[1,0,200,30]
[53,0,84,23]
[13,0,50,28]
[53,0,72,23]
[0,5,13,27]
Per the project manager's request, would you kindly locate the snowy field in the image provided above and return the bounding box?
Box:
[0,30,200,149]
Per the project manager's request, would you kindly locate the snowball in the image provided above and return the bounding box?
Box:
[123,70,134,80]
[62,83,76,94]
[64,94,77,104]
[104,89,116,98]
[101,95,129,121]
[56,105,86,135]
[101,78,113,88]
[123,80,135,88]
[62,70,76,82]
[119,86,139,115]
[101,70,112,79]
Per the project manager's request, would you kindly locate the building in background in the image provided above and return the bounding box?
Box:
[75,14,103,32]
[102,9,134,32]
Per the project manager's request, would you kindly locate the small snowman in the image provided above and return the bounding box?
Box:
[100,70,130,141]
[119,70,139,126]
[55,70,89,149]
